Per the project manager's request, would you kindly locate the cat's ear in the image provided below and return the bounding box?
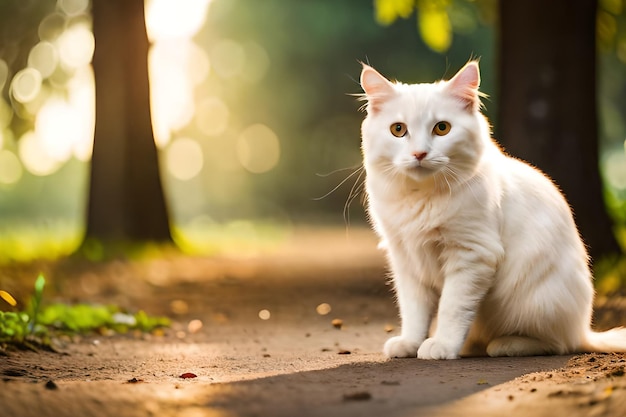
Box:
[446,61,482,111]
[360,64,395,113]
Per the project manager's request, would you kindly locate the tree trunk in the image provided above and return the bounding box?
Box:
[86,0,171,244]
[497,0,620,261]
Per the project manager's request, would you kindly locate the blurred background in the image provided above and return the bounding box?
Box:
[0,0,624,265]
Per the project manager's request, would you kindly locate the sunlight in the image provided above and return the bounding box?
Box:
[4,0,213,184]
[145,0,212,42]
[145,0,211,149]
[27,66,95,172]
[149,40,208,147]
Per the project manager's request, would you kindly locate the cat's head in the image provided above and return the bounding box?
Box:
[359,61,489,188]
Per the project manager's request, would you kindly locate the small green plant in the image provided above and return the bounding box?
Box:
[0,274,170,351]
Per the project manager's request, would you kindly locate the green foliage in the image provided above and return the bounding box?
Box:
[373,0,496,53]
[374,0,453,52]
[0,275,170,350]
[0,312,30,343]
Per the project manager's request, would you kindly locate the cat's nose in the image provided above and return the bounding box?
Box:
[413,152,428,161]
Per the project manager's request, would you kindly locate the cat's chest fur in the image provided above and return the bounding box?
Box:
[367,180,463,287]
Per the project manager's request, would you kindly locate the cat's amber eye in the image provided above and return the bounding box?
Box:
[390,122,408,137]
[433,121,451,136]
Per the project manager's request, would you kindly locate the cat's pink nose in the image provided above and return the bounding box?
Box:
[413,152,427,161]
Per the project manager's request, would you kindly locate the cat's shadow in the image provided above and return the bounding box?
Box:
[203,355,571,416]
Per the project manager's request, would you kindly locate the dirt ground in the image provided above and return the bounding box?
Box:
[1,227,626,417]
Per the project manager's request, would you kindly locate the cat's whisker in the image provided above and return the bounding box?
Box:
[315,164,363,178]
[343,167,366,226]
[312,165,364,201]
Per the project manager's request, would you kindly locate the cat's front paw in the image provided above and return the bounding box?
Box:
[383,336,421,358]
[417,337,460,360]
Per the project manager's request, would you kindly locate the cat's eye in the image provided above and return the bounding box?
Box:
[390,122,408,137]
[433,121,451,136]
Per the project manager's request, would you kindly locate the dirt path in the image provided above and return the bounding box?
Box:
[1,227,626,416]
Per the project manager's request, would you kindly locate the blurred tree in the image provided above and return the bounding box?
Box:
[87,0,172,246]
[497,0,620,261]
[373,0,621,261]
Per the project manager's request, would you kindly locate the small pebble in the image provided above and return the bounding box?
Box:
[45,380,58,390]
[343,391,372,401]
[381,380,400,386]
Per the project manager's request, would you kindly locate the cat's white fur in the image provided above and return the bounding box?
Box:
[359,61,626,359]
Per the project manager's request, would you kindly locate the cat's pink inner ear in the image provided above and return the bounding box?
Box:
[447,61,481,111]
[361,65,394,113]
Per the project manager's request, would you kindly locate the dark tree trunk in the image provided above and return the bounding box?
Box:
[497,0,620,261]
[87,0,171,243]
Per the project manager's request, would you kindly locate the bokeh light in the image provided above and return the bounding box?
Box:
[605,148,626,189]
[0,150,22,185]
[236,124,281,174]
[210,39,245,79]
[28,41,59,78]
[240,42,270,83]
[0,100,12,129]
[11,68,43,103]
[35,98,81,162]
[196,97,229,137]
[0,60,9,90]
[56,23,94,70]
[58,0,90,17]
[18,131,62,176]
[166,138,204,181]
[38,13,66,41]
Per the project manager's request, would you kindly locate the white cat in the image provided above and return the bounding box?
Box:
[359,61,626,359]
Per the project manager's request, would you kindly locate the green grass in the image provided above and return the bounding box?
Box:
[0,274,170,351]
[0,221,83,264]
[0,219,292,263]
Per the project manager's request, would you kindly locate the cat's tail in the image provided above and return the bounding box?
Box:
[580,328,626,353]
